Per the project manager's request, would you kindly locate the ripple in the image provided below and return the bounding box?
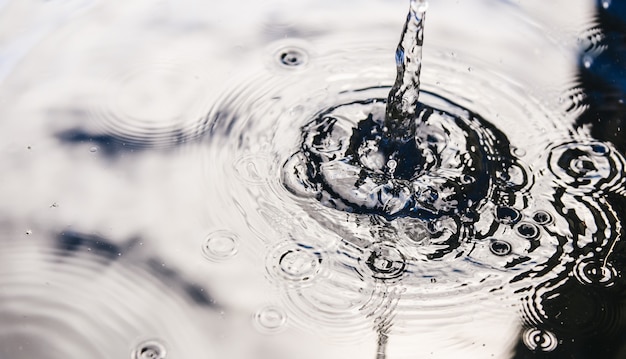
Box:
[279,269,397,342]
[0,234,215,358]
[522,328,558,352]
[201,35,624,341]
[253,306,288,334]
[362,242,407,281]
[547,141,626,194]
[265,39,313,72]
[202,231,239,261]
[265,241,325,286]
[573,258,618,287]
[87,62,211,148]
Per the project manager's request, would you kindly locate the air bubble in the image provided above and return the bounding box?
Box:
[254,306,287,334]
[365,243,406,280]
[522,328,558,352]
[495,206,521,225]
[516,222,540,240]
[276,47,308,68]
[202,231,239,261]
[489,240,512,256]
[532,210,553,225]
[574,258,617,287]
[89,146,98,153]
[602,0,611,9]
[132,340,167,359]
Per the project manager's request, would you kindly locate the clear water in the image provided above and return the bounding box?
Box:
[1,0,625,358]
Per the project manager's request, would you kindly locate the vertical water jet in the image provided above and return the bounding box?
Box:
[385,0,428,140]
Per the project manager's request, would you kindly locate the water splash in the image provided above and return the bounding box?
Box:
[385,0,428,138]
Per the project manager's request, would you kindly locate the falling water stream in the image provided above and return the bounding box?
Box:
[0,0,625,358]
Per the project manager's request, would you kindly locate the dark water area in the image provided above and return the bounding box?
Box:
[510,1,626,358]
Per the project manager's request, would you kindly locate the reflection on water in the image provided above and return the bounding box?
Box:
[0,0,625,358]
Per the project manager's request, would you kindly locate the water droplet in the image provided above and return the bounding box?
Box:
[89,146,98,153]
[516,222,540,240]
[489,240,512,256]
[522,328,558,352]
[583,55,593,68]
[532,210,553,225]
[254,306,287,333]
[202,231,239,261]
[602,0,611,9]
[132,340,167,359]
[365,243,406,280]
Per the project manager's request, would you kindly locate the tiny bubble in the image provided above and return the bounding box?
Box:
[50,202,59,208]
[467,67,472,72]
[489,239,512,256]
[25,230,32,235]
[89,146,98,153]
[602,0,611,9]
[133,340,167,359]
